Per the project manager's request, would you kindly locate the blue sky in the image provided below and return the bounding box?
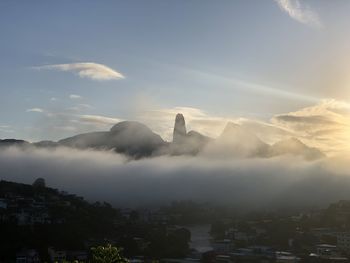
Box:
[1,0,350,142]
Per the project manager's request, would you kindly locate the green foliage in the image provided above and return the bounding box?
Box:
[91,244,129,263]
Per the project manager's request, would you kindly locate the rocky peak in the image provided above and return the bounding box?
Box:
[173,113,187,143]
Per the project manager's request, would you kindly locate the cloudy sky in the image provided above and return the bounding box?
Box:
[1,1,350,155]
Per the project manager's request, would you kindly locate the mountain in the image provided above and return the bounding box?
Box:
[34,140,59,148]
[202,123,325,160]
[58,131,110,149]
[0,139,30,148]
[173,113,187,144]
[0,114,325,160]
[269,137,325,160]
[203,122,270,158]
[170,114,212,155]
[187,130,212,146]
[58,121,166,158]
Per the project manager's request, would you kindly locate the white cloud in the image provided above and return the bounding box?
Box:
[50,97,57,102]
[69,94,82,100]
[36,62,125,81]
[275,0,322,28]
[53,126,77,132]
[271,99,350,155]
[66,104,93,113]
[26,108,44,113]
[22,105,123,139]
[79,115,122,125]
[77,104,93,109]
[2,146,350,208]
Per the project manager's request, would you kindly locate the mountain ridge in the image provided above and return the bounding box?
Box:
[0,114,325,160]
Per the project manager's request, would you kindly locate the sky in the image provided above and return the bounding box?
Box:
[1,0,350,155]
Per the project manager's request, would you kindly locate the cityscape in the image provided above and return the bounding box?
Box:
[2,178,350,262]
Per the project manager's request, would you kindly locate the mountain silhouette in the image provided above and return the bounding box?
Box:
[203,122,270,158]
[0,114,325,160]
[268,137,325,160]
[202,122,324,160]
[0,139,30,148]
[58,121,166,158]
[170,114,212,155]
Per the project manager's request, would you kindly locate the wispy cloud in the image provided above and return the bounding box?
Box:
[26,108,44,113]
[271,99,350,154]
[35,62,125,81]
[274,0,322,28]
[69,94,82,100]
[78,115,122,125]
[181,66,320,103]
[77,104,93,109]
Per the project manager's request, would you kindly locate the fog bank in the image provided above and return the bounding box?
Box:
[0,146,349,209]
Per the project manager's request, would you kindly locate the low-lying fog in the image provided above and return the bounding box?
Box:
[0,146,349,210]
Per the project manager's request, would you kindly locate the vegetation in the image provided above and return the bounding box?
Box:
[91,244,129,263]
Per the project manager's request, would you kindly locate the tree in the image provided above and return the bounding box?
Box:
[91,244,129,263]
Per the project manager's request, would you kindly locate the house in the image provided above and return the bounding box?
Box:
[211,239,234,253]
[315,244,339,257]
[48,247,67,262]
[275,251,300,263]
[30,211,50,224]
[16,249,40,263]
[234,231,252,242]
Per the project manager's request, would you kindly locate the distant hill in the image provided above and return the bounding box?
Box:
[268,137,325,160]
[219,122,270,157]
[0,179,122,260]
[202,122,324,160]
[0,139,30,147]
[59,121,166,158]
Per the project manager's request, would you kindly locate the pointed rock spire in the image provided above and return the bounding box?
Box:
[173,113,186,143]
